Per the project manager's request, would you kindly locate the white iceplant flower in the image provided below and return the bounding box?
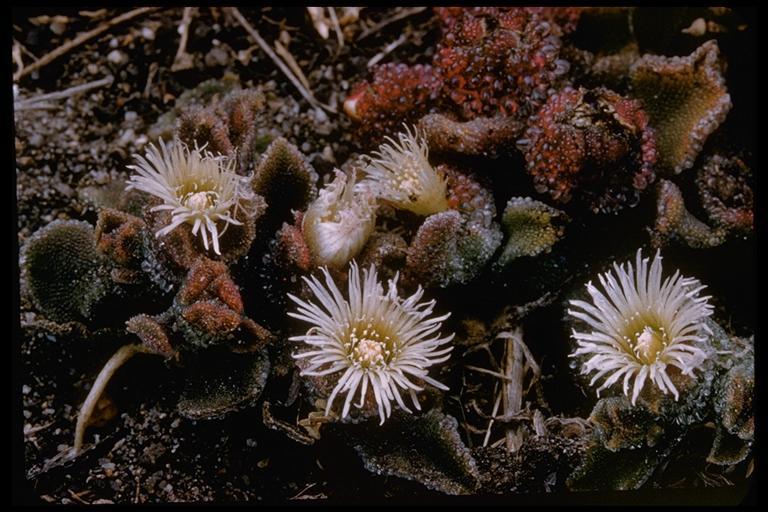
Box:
[288,262,454,424]
[126,138,251,255]
[362,124,449,216]
[569,249,713,406]
[302,169,377,268]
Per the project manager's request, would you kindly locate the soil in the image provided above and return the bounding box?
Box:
[13,6,756,505]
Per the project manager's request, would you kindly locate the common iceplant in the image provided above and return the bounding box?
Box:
[569,249,713,405]
[127,138,252,255]
[288,262,454,424]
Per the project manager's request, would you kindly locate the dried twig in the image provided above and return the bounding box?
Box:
[14,7,160,81]
[366,34,407,68]
[532,409,547,436]
[67,489,91,505]
[474,403,537,424]
[12,42,25,74]
[464,364,516,383]
[462,341,501,371]
[327,7,344,47]
[497,330,541,378]
[290,482,318,500]
[464,422,491,436]
[143,62,158,98]
[24,420,55,437]
[15,39,40,62]
[235,44,259,65]
[357,7,427,41]
[74,343,152,453]
[14,75,114,111]
[468,326,547,452]
[262,401,315,445]
[171,7,195,72]
[274,40,311,91]
[502,327,525,451]
[227,7,337,114]
[483,390,501,447]
[78,9,108,19]
[307,7,330,39]
[490,437,505,449]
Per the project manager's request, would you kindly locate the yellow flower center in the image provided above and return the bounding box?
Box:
[179,182,220,211]
[618,310,671,364]
[346,317,395,368]
[393,158,424,201]
[631,325,668,364]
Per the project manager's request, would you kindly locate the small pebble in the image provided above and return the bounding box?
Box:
[107,50,128,66]
[118,129,136,146]
[124,111,138,122]
[682,17,707,37]
[49,17,68,36]
[314,108,328,123]
[28,133,44,148]
[316,123,332,136]
[53,182,74,197]
[22,384,31,395]
[205,47,229,68]
[87,63,100,75]
[141,27,155,40]
[322,145,335,163]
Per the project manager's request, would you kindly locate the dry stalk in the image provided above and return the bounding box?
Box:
[14,7,160,81]
[14,75,114,111]
[502,327,525,451]
[171,7,195,71]
[73,343,152,453]
[274,40,311,91]
[228,7,336,114]
[470,326,544,452]
[366,34,407,68]
[357,7,427,41]
[327,7,344,47]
